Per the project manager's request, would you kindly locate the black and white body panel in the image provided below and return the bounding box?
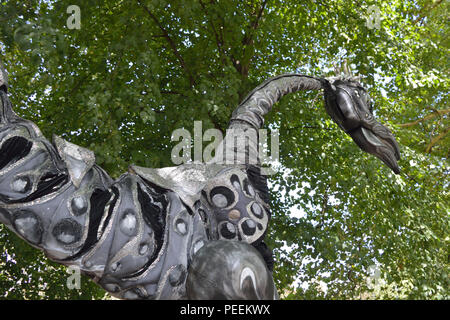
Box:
[0,89,272,299]
[0,103,209,298]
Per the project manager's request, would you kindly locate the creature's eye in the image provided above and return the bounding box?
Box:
[369,103,373,114]
[230,174,241,190]
[241,219,256,236]
[219,221,237,239]
[250,202,264,219]
[210,186,235,208]
[242,178,255,198]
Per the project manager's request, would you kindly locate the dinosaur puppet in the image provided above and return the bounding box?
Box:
[0,61,400,299]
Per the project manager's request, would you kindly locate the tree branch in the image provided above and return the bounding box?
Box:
[286,125,334,131]
[397,108,450,128]
[413,0,443,25]
[242,0,268,46]
[137,0,195,86]
[199,0,225,60]
[237,0,268,78]
[160,90,186,96]
[316,187,329,229]
[425,126,449,153]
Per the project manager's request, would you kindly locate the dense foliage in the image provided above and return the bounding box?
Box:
[0,0,448,299]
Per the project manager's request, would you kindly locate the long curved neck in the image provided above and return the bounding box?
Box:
[213,74,325,167]
[229,74,324,130]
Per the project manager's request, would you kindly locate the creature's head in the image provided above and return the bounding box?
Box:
[323,78,401,174]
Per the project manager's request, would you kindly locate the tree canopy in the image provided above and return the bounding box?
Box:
[0,0,448,299]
